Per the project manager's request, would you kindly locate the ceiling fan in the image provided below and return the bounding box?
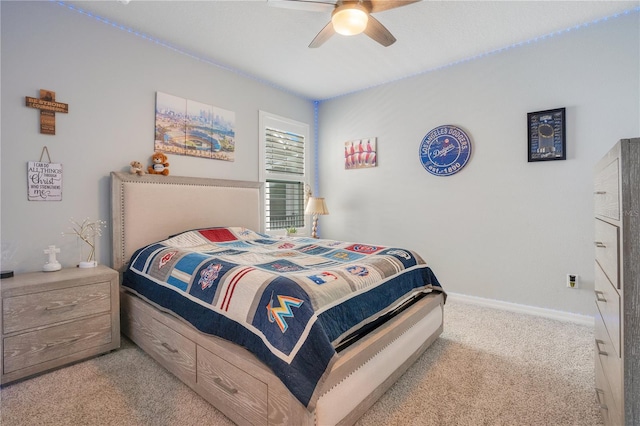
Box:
[268,0,420,48]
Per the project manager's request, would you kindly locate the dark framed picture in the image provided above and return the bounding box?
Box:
[527,107,566,162]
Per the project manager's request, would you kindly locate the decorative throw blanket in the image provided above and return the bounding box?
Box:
[122,227,444,408]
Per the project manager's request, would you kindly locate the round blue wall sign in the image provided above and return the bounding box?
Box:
[419,125,472,176]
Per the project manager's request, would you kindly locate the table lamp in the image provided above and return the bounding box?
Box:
[305,197,329,238]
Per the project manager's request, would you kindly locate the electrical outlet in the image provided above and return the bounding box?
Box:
[567,274,579,288]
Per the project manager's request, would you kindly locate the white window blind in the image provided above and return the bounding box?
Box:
[265,127,305,176]
[259,112,309,232]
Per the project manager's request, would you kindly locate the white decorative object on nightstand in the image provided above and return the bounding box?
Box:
[63,218,107,268]
[42,245,62,272]
[1,265,120,384]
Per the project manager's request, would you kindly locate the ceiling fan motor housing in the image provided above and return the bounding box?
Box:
[331,3,369,35]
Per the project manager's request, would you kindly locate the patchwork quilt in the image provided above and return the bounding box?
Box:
[122,227,444,408]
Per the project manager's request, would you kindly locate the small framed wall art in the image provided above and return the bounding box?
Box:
[527,107,566,162]
[345,137,377,169]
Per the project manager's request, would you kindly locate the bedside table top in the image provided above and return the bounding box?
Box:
[1,265,118,297]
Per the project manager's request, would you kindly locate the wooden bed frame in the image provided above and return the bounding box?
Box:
[110,171,444,426]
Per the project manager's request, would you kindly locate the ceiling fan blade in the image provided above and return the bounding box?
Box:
[365,0,420,14]
[364,15,396,46]
[267,0,335,13]
[309,21,336,48]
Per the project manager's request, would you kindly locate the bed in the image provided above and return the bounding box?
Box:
[111,171,445,426]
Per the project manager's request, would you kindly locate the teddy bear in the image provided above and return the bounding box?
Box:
[129,161,145,176]
[148,151,170,176]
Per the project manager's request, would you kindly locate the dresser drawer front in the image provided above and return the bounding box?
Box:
[197,346,268,426]
[2,281,112,334]
[3,313,112,374]
[594,158,620,220]
[594,312,622,424]
[594,263,621,357]
[595,354,622,426]
[595,220,619,289]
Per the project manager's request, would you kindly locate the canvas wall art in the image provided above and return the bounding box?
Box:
[345,137,377,169]
[155,91,236,162]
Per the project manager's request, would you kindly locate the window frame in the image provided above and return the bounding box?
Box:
[259,111,310,235]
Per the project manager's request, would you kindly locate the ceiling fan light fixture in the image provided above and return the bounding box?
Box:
[331,5,368,36]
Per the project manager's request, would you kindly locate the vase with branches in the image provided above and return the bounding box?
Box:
[63,218,107,268]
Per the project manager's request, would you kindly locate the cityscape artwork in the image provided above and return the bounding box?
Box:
[154,92,236,162]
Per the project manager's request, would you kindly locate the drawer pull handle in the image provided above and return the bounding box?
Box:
[45,336,80,348]
[45,301,79,311]
[594,242,606,248]
[594,191,607,195]
[213,377,238,395]
[595,291,607,303]
[161,342,178,353]
[595,388,608,410]
[595,339,608,356]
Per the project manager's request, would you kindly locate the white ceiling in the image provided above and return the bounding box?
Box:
[64,0,639,100]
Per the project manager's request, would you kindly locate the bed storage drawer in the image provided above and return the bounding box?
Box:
[594,158,619,220]
[121,301,196,385]
[594,264,620,357]
[594,219,619,289]
[3,313,112,374]
[196,345,268,426]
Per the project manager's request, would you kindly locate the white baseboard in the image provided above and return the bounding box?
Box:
[446,292,595,327]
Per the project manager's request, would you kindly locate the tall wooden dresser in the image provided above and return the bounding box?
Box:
[594,138,639,425]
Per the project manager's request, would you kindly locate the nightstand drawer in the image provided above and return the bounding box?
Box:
[2,281,112,334]
[594,158,619,220]
[595,263,620,357]
[3,313,112,374]
[196,345,268,426]
[595,219,619,289]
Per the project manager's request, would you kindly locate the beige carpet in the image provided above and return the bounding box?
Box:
[0,299,602,425]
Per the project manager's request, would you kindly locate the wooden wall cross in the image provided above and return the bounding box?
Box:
[25,89,69,135]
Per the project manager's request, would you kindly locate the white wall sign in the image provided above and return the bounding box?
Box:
[27,161,63,201]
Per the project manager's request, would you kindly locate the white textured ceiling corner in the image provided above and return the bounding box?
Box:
[63,0,639,100]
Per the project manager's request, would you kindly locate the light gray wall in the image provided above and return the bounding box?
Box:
[0,1,314,273]
[2,1,639,317]
[317,12,640,316]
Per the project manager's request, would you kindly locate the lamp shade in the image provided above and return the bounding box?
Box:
[331,4,368,36]
[305,197,329,215]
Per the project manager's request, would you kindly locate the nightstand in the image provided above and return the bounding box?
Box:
[1,265,120,385]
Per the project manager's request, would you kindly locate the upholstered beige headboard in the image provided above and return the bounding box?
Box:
[110,172,263,272]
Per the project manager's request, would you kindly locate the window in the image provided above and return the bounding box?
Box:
[259,111,310,233]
